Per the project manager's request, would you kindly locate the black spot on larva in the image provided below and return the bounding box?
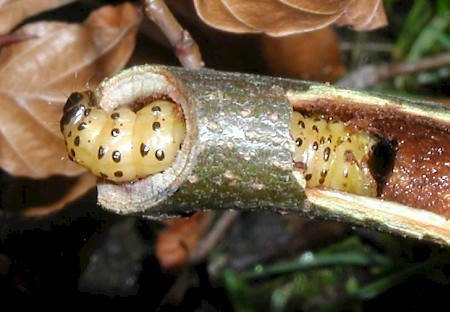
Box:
[74,136,80,146]
[294,162,307,171]
[294,162,306,170]
[140,143,150,157]
[152,122,161,131]
[114,171,123,177]
[78,123,87,131]
[320,136,325,144]
[98,146,105,159]
[319,169,328,184]
[312,142,319,151]
[305,173,312,181]
[111,112,120,120]
[179,143,183,150]
[155,149,165,161]
[111,128,120,137]
[344,150,355,163]
[312,125,318,133]
[64,140,67,146]
[84,108,91,117]
[152,106,161,115]
[324,147,331,161]
[70,149,75,157]
[295,138,303,147]
[298,120,305,128]
[100,172,108,178]
[68,131,72,138]
[112,150,121,163]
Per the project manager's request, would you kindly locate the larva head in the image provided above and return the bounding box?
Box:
[61,91,186,183]
[60,91,95,134]
[61,91,100,164]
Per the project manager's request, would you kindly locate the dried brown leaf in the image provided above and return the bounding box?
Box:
[261,27,345,82]
[193,0,257,34]
[24,173,97,217]
[336,0,387,31]
[194,0,387,36]
[279,0,350,14]
[3,173,97,217]
[0,3,141,179]
[0,0,76,35]
[0,33,37,48]
[155,212,214,269]
[221,0,340,36]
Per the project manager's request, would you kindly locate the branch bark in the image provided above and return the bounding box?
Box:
[86,65,450,247]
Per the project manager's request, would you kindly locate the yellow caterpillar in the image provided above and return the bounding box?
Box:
[60,91,186,183]
[291,111,378,197]
[61,91,377,195]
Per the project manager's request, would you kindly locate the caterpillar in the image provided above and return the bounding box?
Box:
[60,91,186,183]
[291,111,378,197]
[60,90,378,194]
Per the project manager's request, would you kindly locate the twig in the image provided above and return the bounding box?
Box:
[339,42,394,53]
[142,0,204,69]
[337,52,450,89]
[96,65,450,247]
[188,211,240,264]
[160,268,191,305]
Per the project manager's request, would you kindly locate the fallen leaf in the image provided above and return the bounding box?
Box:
[155,212,215,270]
[0,3,141,179]
[279,0,350,14]
[261,27,345,82]
[0,172,97,217]
[193,0,259,34]
[0,0,76,35]
[194,0,387,36]
[335,0,387,31]
[0,33,37,48]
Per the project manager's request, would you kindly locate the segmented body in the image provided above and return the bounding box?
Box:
[291,111,378,197]
[60,91,186,183]
[60,91,376,194]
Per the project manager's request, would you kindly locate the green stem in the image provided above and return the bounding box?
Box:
[241,251,392,280]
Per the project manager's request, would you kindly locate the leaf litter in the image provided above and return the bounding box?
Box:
[0,2,141,215]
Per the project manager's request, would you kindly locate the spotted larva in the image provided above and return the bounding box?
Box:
[291,111,378,197]
[60,91,186,183]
